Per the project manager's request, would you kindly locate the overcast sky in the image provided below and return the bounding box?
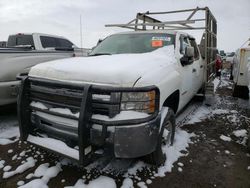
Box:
[0,0,249,52]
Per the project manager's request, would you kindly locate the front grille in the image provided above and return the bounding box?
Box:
[29,78,120,119]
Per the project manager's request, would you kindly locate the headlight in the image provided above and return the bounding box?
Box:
[120,91,156,114]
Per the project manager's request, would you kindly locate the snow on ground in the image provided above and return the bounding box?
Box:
[185,106,211,124]
[3,157,35,179]
[19,163,62,188]
[1,75,248,188]
[220,135,232,142]
[233,129,247,137]
[65,176,116,188]
[156,129,194,177]
[213,78,220,92]
[0,125,19,145]
[27,135,79,160]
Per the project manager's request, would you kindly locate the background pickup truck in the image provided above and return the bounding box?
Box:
[0,33,89,106]
[18,7,217,166]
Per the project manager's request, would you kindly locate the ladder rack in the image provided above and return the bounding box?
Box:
[106,7,217,84]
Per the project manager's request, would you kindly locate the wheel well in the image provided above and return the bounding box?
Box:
[162,90,180,114]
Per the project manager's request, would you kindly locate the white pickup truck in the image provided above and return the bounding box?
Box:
[0,33,89,106]
[18,8,217,166]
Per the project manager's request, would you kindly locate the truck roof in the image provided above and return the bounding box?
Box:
[9,33,67,39]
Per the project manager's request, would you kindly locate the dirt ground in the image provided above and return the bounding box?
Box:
[0,76,249,188]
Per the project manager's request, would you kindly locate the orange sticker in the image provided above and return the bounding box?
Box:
[151,40,163,47]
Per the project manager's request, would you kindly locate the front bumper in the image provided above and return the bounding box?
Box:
[114,114,161,158]
[0,80,20,106]
[18,77,160,165]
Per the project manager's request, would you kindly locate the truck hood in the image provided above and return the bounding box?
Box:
[29,45,176,87]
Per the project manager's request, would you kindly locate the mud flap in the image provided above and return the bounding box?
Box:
[204,82,215,106]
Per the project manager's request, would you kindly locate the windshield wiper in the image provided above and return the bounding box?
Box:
[89,53,111,56]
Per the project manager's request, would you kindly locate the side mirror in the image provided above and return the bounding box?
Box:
[186,46,194,58]
[181,46,194,66]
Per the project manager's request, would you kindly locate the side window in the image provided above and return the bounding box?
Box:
[57,38,73,48]
[180,36,190,54]
[40,36,57,48]
[189,38,200,60]
[7,35,34,47]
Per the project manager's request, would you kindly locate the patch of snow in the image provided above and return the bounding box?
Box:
[12,154,17,160]
[92,111,149,121]
[65,176,116,188]
[3,157,36,179]
[0,126,19,145]
[227,114,239,123]
[0,160,5,169]
[225,150,230,154]
[3,165,12,172]
[156,128,194,177]
[34,163,50,177]
[27,135,79,160]
[19,179,47,188]
[212,109,230,115]
[19,151,26,157]
[247,166,250,170]
[8,149,13,153]
[213,78,220,92]
[177,162,184,167]
[20,163,62,188]
[26,173,34,179]
[125,161,146,176]
[137,181,146,188]
[146,179,152,184]
[186,106,210,124]
[233,129,247,137]
[30,101,47,110]
[50,108,80,118]
[220,135,232,142]
[178,167,183,172]
[17,181,25,186]
[30,101,80,118]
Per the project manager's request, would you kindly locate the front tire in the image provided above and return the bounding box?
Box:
[144,108,176,166]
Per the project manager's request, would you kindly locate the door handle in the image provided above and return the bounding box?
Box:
[192,68,197,73]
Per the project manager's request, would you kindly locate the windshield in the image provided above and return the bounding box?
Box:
[90,33,175,55]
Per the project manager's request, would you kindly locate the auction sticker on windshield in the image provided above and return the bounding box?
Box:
[151,40,163,47]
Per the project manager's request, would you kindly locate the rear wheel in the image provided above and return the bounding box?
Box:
[144,108,176,166]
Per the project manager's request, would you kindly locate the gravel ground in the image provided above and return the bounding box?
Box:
[0,75,249,188]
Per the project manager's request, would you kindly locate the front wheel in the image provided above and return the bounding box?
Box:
[144,108,176,166]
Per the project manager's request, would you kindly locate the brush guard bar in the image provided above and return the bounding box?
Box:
[17,76,160,165]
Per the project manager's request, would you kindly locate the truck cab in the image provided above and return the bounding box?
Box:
[7,33,74,50]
